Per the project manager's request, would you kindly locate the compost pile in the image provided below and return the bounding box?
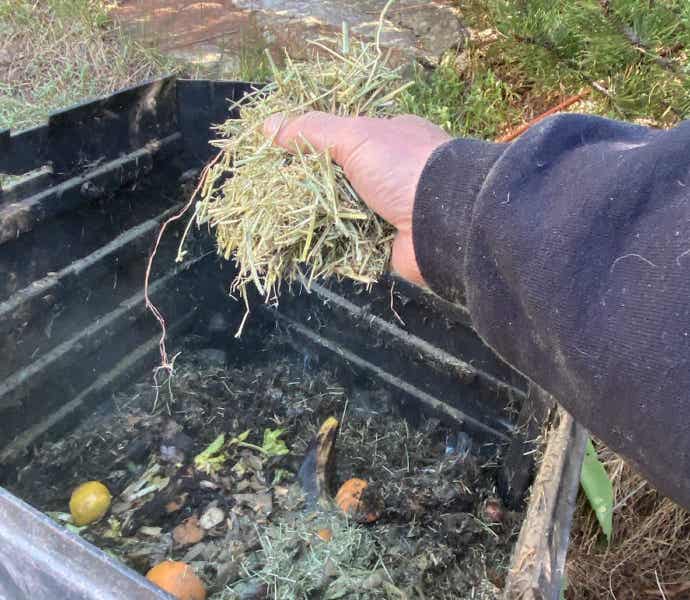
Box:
[182,23,412,326]
[11,336,519,599]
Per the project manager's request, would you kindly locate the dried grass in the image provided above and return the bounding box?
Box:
[567,445,690,599]
[221,513,380,600]
[181,3,412,332]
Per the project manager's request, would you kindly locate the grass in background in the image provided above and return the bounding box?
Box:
[399,54,519,138]
[235,17,273,83]
[487,0,690,124]
[403,0,690,142]
[0,0,178,131]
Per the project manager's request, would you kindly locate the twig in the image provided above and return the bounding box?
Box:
[612,480,648,512]
[655,571,668,600]
[496,90,590,142]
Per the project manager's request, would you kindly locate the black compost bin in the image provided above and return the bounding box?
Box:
[0,77,587,600]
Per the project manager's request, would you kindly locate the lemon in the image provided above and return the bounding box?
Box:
[69,481,111,526]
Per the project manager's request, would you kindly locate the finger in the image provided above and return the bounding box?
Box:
[263,111,356,163]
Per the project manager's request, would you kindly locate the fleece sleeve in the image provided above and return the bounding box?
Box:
[413,114,690,509]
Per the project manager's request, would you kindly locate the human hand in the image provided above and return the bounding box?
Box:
[263,112,451,285]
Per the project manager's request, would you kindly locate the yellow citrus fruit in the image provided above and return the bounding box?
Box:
[146,561,206,600]
[69,481,111,526]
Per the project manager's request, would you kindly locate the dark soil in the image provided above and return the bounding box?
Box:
[10,334,521,599]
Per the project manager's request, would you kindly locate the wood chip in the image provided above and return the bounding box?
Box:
[200,506,225,530]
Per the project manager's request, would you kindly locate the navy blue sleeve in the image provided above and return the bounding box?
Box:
[413,114,690,509]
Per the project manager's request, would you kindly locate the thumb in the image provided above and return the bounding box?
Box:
[263,111,356,164]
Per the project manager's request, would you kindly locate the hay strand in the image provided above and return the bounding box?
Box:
[182,18,411,334]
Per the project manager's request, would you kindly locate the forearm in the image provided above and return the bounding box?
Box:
[413,114,690,509]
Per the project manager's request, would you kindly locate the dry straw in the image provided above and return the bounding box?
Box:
[178,1,412,335]
[567,446,690,598]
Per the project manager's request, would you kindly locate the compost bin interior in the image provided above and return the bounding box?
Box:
[0,77,586,600]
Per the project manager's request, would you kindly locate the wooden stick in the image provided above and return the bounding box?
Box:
[496,89,590,143]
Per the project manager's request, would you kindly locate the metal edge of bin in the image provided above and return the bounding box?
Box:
[0,486,173,600]
[175,78,262,165]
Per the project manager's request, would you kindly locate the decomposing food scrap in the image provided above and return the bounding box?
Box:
[147,560,206,600]
[298,415,339,505]
[69,481,112,527]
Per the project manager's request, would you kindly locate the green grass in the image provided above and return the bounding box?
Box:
[0,0,178,132]
[0,0,279,137]
[466,0,690,126]
[401,0,690,140]
[399,56,467,135]
[400,56,519,138]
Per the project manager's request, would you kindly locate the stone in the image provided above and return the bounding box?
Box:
[233,0,466,63]
[114,0,466,69]
[200,506,226,529]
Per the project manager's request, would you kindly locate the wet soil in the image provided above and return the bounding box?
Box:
[9,333,520,599]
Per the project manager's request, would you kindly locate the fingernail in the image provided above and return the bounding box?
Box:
[264,113,286,138]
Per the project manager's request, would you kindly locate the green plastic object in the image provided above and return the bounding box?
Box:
[580,438,614,543]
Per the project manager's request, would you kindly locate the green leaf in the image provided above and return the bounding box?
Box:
[231,430,251,444]
[559,574,568,600]
[272,468,292,485]
[196,433,225,459]
[194,433,227,474]
[580,438,613,543]
[262,428,290,457]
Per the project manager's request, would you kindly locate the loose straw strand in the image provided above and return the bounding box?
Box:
[144,151,223,379]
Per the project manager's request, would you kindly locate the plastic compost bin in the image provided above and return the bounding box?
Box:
[0,77,587,600]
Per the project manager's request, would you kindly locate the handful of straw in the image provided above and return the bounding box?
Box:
[180,5,414,334]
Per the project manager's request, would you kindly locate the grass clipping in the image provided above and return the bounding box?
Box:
[184,30,412,333]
